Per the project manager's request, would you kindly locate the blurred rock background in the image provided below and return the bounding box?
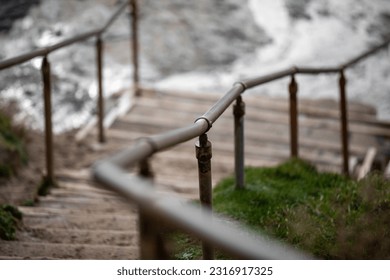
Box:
[0,0,390,132]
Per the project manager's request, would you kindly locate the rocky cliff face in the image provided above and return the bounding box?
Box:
[1,0,390,131]
[0,0,40,32]
[139,0,270,75]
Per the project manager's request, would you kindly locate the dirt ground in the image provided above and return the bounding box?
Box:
[0,128,96,205]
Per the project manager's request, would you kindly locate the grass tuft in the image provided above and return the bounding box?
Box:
[212,159,390,259]
[0,204,23,240]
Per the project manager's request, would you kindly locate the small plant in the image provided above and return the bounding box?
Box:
[37,176,57,196]
[0,109,28,178]
[21,199,35,207]
[0,204,23,241]
[172,233,202,260]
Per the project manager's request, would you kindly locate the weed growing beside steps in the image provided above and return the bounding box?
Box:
[0,204,22,240]
[173,159,390,259]
[0,109,28,178]
[37,176,58,196]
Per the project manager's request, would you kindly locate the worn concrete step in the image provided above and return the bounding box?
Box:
[0,241,137,259]
[142,88,377,115]
[19,205,135,217]
[48,187,128,202]
[125,101,390,139]
[34,196,136,213]
[34,199,137,213]
[17,227,137,246]
[136,94,382,126]
[55,181,121,197]
[97,122,368,157]
[21,211,137,230]
[56,168,92,182]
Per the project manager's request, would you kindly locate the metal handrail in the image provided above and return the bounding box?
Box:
[96,37,390,168]
[0,1,128,71]
[93,38,390,259]
[94,161,311,259]
[0,0,138,184]
[2,0,389,259]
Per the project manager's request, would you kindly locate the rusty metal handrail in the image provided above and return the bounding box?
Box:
[0,0,138,184]
[93,37,390,259]
[2,0,389,259]
[0,1,128,71]
[94,161,311,260]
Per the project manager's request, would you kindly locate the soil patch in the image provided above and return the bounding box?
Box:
[0,127,96,205]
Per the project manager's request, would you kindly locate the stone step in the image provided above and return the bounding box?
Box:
[142,87,377,115]
[33,197,136,213]
[0,241,137,259]
[48,187,128,201]
[96,123,368,156]
[22,211,137,231]
[17,227,137,246]
[124,101,390,139]
[137,93,382,125]
[19,205,136,217]
[55,181,121,197]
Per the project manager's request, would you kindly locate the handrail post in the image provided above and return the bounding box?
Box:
[139,201,167,260]
[41,56,54,185]
[139,158,154,178]
[195,133,214,260]
[138,158,167,259]
[289,74,298,158]
[339,70,350,176]
[138,214,167,259]
[233,96,245,189]
[129,0,140,97]
[96,36,105,143]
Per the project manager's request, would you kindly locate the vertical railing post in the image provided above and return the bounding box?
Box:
[339,70,350,176]
[129,0,140,97]
[96,36,105,143]
[195,133,214,259]
[137,158,167,259]
[289,74,298,158]
[41,56,54,185]
[233,96,245,189]
[138,213,167,259]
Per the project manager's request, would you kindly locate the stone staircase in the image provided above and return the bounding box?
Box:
[1,88,389,259]
[0,169,139,259]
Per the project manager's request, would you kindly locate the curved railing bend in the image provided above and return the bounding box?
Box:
[93,37,390,259]
[1,0,390,259]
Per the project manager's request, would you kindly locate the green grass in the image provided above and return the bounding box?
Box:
[173,158,390,259]
[0,204,23,240]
